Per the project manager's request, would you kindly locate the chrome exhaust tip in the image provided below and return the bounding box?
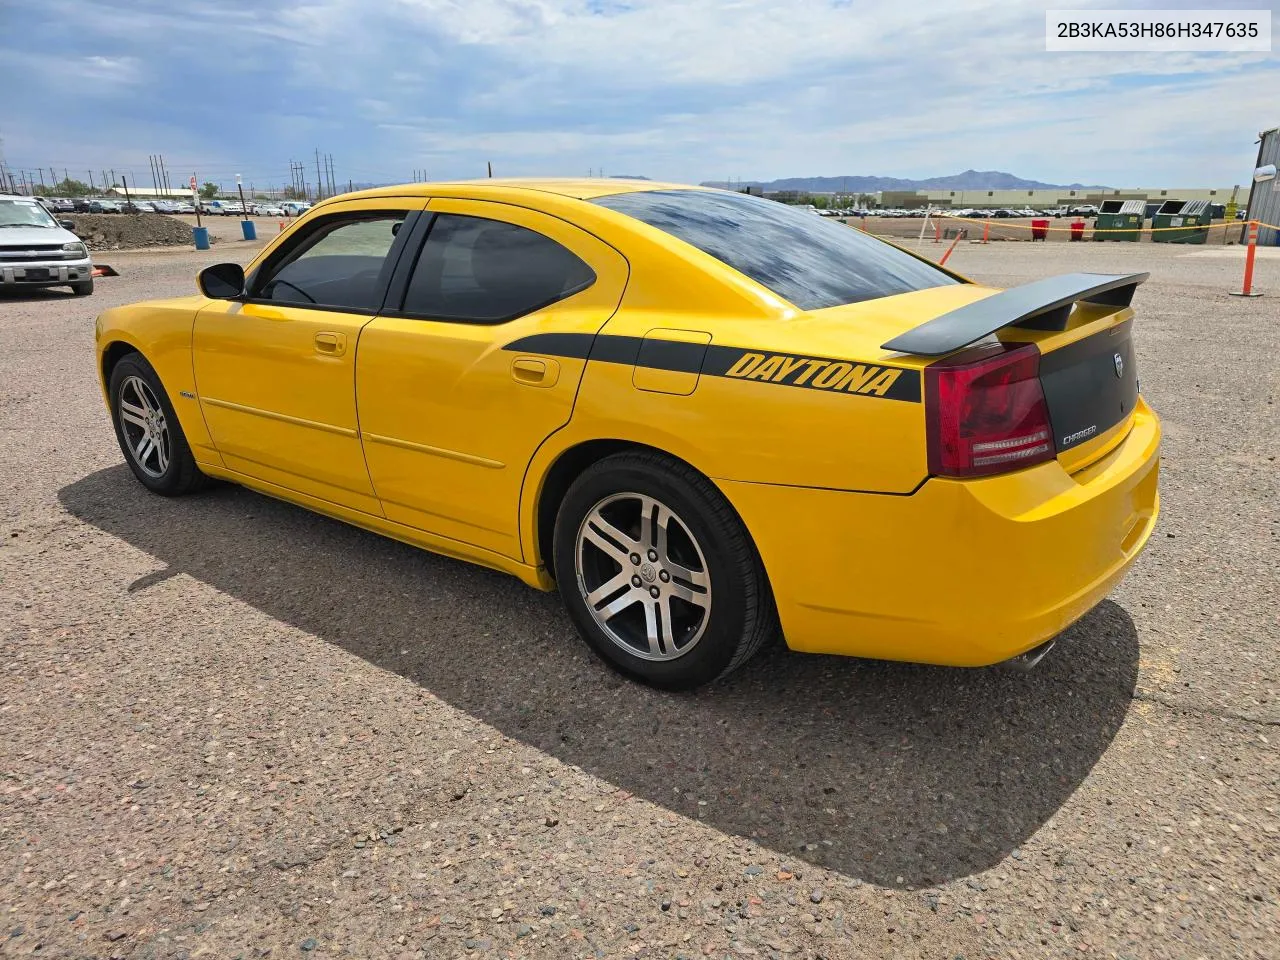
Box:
[1004,637,1057,673]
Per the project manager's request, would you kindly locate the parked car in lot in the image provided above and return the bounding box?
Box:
[199,200,232,215]
[125,200,157,214]
[258,204,285,217]
[281,201,312,217]
[0,194,94,295]
[88,199,121,213]
[173,202,195,214]
[93,179,1160,689]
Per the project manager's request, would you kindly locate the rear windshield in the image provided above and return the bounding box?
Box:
[592,189,959,310]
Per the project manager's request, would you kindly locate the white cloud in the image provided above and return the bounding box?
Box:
[1,0,1275,186]
[80,56,141,83]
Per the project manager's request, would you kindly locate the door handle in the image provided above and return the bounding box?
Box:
[314,331,347,356]
[512,356,559,387]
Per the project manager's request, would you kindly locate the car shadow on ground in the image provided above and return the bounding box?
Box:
[0,287,79,302]
[59,465,1139,888]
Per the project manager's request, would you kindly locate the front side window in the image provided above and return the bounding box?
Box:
[592,189,958,310]
[254,215,404,311]
[400,214,595,323]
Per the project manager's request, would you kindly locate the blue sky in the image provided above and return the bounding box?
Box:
[0,0,1275,192]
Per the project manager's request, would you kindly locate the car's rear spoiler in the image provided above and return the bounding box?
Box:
[881,272,1149,357]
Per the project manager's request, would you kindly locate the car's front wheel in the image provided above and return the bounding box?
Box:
[553,450,778,690]
[108,353,212,496]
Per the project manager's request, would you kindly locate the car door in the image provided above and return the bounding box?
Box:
[192,198,425,513]
[356,198,628,559]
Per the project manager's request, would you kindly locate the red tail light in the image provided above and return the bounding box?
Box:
[924,342,1054,478]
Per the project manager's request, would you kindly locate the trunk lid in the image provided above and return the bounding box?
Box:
[1028,312,1138,472]
[799,273,1146,475]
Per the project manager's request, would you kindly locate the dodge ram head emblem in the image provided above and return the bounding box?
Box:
[1113,353,1124,378]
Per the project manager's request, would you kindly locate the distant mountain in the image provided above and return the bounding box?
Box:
[609,175,651,180]
[702,169,1108,193]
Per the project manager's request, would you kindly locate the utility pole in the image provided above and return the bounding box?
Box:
[88,170,95,191]
[315,149,324,201]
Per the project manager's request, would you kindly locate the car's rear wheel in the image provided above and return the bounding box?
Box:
[553,450,777,690]
[109,353,212,496]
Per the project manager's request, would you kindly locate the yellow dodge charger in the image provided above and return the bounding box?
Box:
[94,180,1160,688]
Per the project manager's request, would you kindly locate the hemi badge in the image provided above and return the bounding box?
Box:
[180,391,196,399]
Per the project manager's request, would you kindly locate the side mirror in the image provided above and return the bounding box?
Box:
[59,220,76,230]
[198,262,245,299]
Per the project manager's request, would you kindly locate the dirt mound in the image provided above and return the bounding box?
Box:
[65,213,206,251]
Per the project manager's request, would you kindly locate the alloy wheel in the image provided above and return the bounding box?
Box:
[117,375,171,479]
[574,492,712,661]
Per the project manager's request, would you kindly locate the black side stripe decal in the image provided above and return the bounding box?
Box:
[502,333,921,403]
[504,332,595,359]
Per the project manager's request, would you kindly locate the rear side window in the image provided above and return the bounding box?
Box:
[593,189,958,310]
[400,214,595,323]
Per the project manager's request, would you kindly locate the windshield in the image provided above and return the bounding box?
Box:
[592,189,959,310]
[0,198,60,228]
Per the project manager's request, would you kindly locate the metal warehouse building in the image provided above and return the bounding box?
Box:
[875,186,1236,210]
[1243,126,1280,245]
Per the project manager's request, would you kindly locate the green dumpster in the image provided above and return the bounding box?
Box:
[1094,199,1144,241]
[1152,199,1211,244]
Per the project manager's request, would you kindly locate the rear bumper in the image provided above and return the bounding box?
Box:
[0,258,93,287]
[718,397,1160,666]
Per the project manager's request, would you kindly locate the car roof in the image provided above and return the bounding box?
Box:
[336,177,704,204]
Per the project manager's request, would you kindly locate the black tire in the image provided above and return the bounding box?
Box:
[71,278,93,296]
[553,450,778,690]
[108,352,212,496]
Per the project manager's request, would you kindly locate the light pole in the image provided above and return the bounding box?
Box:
[236,174,256,241]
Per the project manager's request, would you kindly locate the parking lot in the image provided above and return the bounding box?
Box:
[1,238,1276,958]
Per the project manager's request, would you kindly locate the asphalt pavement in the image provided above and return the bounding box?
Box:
[1,238,1276,958]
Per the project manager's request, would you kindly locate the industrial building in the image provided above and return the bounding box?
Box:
[865,186,1237,210]
[1242,126,1279,245]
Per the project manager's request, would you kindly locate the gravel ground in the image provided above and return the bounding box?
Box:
[1,241,1276,959]
[65,215,197,252]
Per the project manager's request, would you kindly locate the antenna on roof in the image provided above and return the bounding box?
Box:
[487,161,493,178]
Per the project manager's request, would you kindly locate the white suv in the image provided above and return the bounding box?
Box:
[0,195,94,295]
